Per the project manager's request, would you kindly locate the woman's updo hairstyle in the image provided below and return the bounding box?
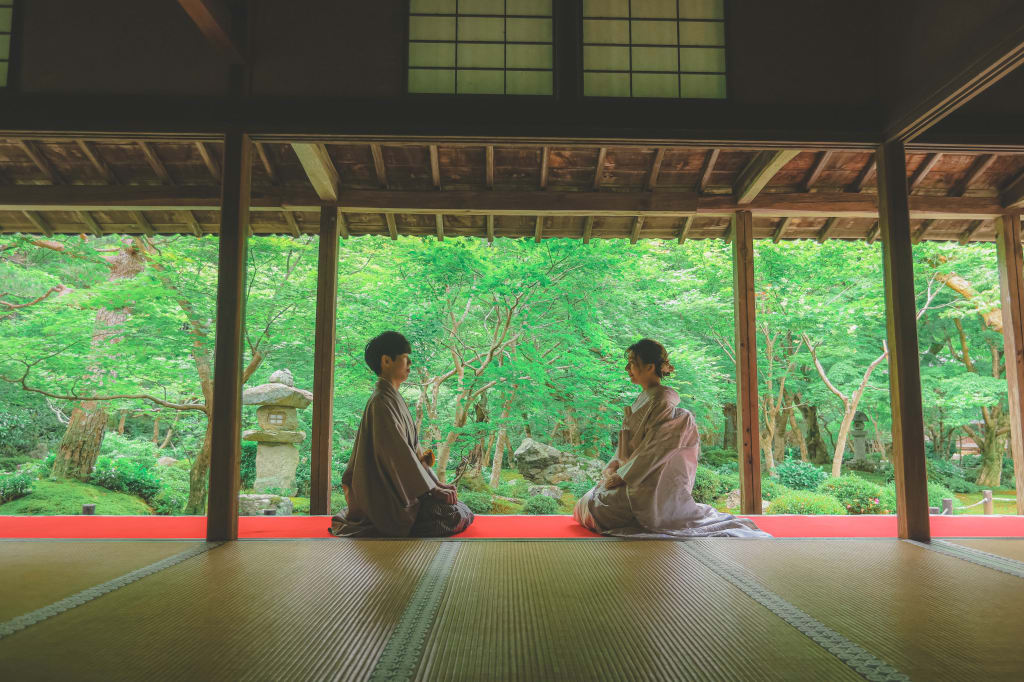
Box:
[626,338,675,378]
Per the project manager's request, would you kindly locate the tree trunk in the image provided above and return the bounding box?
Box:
[184,415,213,514]
[117,410,128,435]
[787,395,809,461]
[771,403,790,465]
[831,404,856,478]
[723,402,737,450]
[799,403,830,465]
[521,412,533,438]
[152,416,161,444]
[52,401,108,480]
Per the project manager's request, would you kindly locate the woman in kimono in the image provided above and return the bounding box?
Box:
[574,339,769,538]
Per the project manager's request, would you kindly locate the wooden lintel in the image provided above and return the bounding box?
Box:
[908,153,942,192]
[385,213,398,240]
[310,205,339,516]
[18,141,61,185]
[1001,168,1024,209]
[485,145,494,189]
[677,215,694,244]
[486,214,495,243]
[336,208,350,239]
[429,145,441,189]
[176,0,245,63]
[816,217,839,244]
[802,151,833,192]
[182,210,203,237]
[582,215,594,244]
[850,157,877,192]
[732,210,761,514]
[593,147,607,190]
[950,153,996,197]
[196,141,221,183]
[254,142,277,185]
[291,143,339,202]
[646,147,666,192]
[534,216,544,243]
[866,220,880,245]
[435,214,445,241]
[734,150,801,204]
[698,149,719,194]
[22,211,52,236]
[911,219,935,245]
[539,146,550,189]
[772,217,790,243]
[370,143,389,189]
[77,140,117,184]
[629,215,645,244]
[138,142,173,185]
[995,213,1024,513]
[958,219,986,245]
[283,210,301,238]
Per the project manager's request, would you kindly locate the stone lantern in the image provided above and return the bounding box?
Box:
[242,368,313,495]
[851,410,868,462]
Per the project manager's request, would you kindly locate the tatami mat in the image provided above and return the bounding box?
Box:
[0,540,438,680]
[418,541,858,681]
[0,540,200,622]
[696,539,1024,680]
[946,538,1024,563]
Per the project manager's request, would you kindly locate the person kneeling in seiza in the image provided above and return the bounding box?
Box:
[574,338,770,539]
[330,331,474,538]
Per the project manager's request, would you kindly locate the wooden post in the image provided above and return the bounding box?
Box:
[995,212,1024,514]
[732,210,761,514]
[206,131,251,542]
[877,140,930,542]
[983,489,994,515]
[310,207,339,516]
[941,497,954,515]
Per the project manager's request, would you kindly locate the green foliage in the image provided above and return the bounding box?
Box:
[699,448,737,469]
[0,470,34,503]
[89,455,161,501]
[557,479,595,499]
[773,460,828,491]
[0,455,36,473]
[927,482,959,509]
[758,478,792,502]
[767,491,847,515]
[877,486,897,515]
[691,466,721,504]
[522,495,560,515]
[1003,458,1017,490]
[459,490,494,514]
[240,441,258,490]
[926,458,979,493]
[0,479,152,515]
[717,471,741,496]
[497,477,530,499]
[845,458,879,474]
[815,475,885,515]
[151,465,190,515]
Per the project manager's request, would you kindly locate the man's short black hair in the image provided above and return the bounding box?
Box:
[364,331,411,376]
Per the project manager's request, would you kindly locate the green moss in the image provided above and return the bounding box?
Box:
[491,498,523,514]
[0,479,152,516]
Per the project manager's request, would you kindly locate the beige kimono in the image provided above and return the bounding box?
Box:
[574,385,769,539]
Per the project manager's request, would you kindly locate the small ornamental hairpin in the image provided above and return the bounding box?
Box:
[420,448,436,467]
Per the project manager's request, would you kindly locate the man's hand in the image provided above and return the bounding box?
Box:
[429,486,458,505]
[603,473,625,489]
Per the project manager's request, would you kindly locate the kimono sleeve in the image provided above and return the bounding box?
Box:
[370,398,436,506]
[618,398,692,487]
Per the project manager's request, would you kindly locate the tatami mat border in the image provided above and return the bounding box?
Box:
[906,539,1024,579]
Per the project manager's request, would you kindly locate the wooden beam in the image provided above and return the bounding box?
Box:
[802,151,833,192]
[582,215,594,244]
[370,143,389,189]
[435,214,445,241]
[698,149,719,194]
[911,219,935,245]
[23,211,53,236]
[291,143,338,202]
[772,217,790,243]
[176,0,244,63]
[336,208,350,239]
[629,216,645,244]
[17,141,61,184]
[734,150,801,204]
[196,142,221,183]
[593,147,607,190]
[429,145,441,189]
[206,131,251,542]
[994,212,1024,514]
[77,140,117,184]
[310,206,339,516]
[138,142,173,185]
[877,140,930,542]
[1001,168,1024,209]
[815,217,839,244]
[677,215,694,244]
[732,210,761,514]
[534,216,544,243]
[646,147,666,192]
[539,146,550,189]
[182,210,203,238]
[866,220,880,245]
[78,211,105,238]
[485,145,494,189]
[949,153,996,197]
[132,211,156,237]
[486,214,495,243]
[849,158,876,193]
[385,213,398,240]
[908,153,942,192]
[958,219,986,245]
[283,211,301,238]
[254,142,277,185]
[723,220,734,244]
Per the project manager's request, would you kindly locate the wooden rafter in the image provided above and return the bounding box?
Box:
[486,214,495,243]
[677,215,694,244]
[950,154,996,197]
[23,211,53,236]
[539,146,549,189]
[77,141,117,184]
[866,220,880,245]
[196,142,221,183]
[734,150,801,204]
[176,0,244,63]
[385,213,398,240]
[1001,168,1024,209]
[132,211,157,237]
[912,219,935,244]
[181,210,203,237]
[435,214,445,241]
[646,147,665,192]
[138,142,173,185]
[485,145,494,189]
[802,151,833,192]
[629,216,645,244]
[291,143,338,202]
[958,219,986,245]
[908,153,942,192]
[18,141,61,184]
[282,210,301,238]
[772,217,790,243]
[429,145,441,189]
[78,211,105,238]
[816,217,838,244]
[698,149,719,194]
[724,220,734,244]
[593,147,607,190]
[254,142,277,184]
[850,157,876,192]
[534,216,544,243]
[336,208,350,239]
[370,143,389,189]
[582,215,594,244]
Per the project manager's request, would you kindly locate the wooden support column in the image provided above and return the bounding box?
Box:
[206,131,251,542]
[877,140,930,541]
[310,206,339,516]
[995,212,1024,514]
[732,210,761,514]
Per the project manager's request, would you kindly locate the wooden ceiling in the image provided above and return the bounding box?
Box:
[1,137,1023,244]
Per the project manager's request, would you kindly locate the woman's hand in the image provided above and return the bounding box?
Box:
[604,473,626,489]
[429,486,457,505]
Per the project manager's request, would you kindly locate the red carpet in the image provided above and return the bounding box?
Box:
[2,514,1023,539]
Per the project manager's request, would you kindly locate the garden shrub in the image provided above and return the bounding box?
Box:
[815,475,885,514]
[89,456,161,501]
[557,479,594,499]
[877,482,961,514]
[1003,457,1016,490]
[773,459,828,490]
[700,448,737,470]
[759,478,793,502]
[877,485,897,514]
[767,491,847,515]
[152,465,190,515]
[713,460,740,475]
[497,477,530,499]
[0,455,36,473]
[522,495,560,515]
[0,470,34,503]
[926,458,979,493]
[691,466,721,504]
[491,498,523,514]
[240,441,257,489]
[460,490,494,514]
[717,471,741,496]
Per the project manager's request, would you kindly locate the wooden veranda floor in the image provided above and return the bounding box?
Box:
[1,538,1023,680]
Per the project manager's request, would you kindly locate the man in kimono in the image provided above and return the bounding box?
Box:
[330,331,474,538]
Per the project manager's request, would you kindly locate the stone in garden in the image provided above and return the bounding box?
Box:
[851,411,868,462]
[512,438,604,485]
[30,441,49,459]
[527,484,563,500]
[156,456,178,467]
[242,368,313,496]
[725,488,742,509]
[238,493,294,516]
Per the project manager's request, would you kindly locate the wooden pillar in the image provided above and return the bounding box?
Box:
[995,212,1024,514]
[877,141,930,541]
[732,210,761,514]
[310,207,339,516]
[206,131,251,542]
